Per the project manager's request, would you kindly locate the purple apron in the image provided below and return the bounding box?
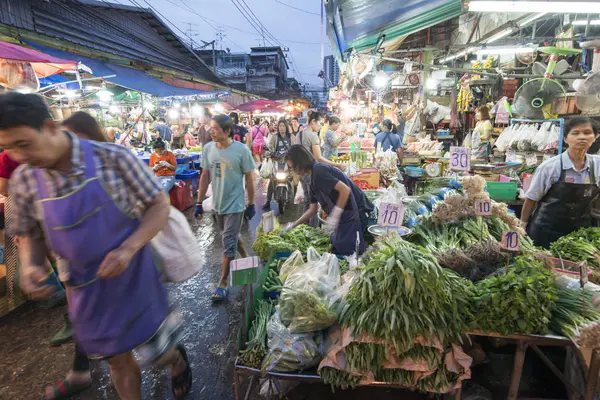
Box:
[35,139,168,357]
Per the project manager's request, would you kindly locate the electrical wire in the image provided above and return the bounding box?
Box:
[274,0,320,16]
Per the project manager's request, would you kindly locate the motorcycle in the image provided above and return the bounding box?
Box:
[271,159,294,214]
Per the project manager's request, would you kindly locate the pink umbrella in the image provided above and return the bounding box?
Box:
[0,40,77,77]
[236,99,281,112]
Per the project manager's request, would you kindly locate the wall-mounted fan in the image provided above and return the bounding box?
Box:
[576,39,600,114]
[513,47,580,119]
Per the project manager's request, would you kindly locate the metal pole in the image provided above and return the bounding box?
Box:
[212,41,216,73]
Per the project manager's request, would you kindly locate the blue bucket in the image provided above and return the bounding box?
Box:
[176,170,199,192]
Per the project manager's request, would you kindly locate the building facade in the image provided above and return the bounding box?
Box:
[247,46,288,97]
[195,49,250,92]
[322,55,340,89]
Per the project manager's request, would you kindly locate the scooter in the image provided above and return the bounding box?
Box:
[271,160,294,214]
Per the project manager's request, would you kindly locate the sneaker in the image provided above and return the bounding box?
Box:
[51,314,74,346]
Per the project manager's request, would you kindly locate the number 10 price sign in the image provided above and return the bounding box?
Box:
[500,231,520,252]
[474,199,492,216]
[449,146,471,171]
[378,202,405,228]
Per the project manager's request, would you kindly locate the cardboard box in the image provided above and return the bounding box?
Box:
[351,168,380,189]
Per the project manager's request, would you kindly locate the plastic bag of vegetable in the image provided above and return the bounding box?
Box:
[279,250,306,283]
[261,309,323,373]
[279,250,341,333]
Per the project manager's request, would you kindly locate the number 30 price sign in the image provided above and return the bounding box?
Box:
[378,202,405,227]
[500,231,520,252]
[449,146,471,171]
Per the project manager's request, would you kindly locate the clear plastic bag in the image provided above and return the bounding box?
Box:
[279,249,341,333]
[279,250,306,283]
[261,309,323,373]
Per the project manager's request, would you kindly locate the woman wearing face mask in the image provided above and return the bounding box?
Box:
[284,145,374,255]
[149,137,177,193]
[521,117,600,248]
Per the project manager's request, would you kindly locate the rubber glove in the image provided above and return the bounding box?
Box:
[194,202,204,217]
[244,204,256,220]
[283,222,294,233]
[325,206,343,234]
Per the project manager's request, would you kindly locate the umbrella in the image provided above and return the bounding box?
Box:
[236,99,282,112]
[0,40,76,77]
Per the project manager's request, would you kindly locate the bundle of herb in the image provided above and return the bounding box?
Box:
[470,256,557,335]
[550,228,600,283]
[238,300,274,368]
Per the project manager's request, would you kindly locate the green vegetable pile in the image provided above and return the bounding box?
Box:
[551,277,600,347]
[470,256,557,335]
[319,367,363,391]
[252,225,332,260]
[280,286,337,333]
[550,228,600,283]
[340,231,474,352]
[263,268,282,293]
[238,300,273,369]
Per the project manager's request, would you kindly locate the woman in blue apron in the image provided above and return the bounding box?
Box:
[285,145,374,255]
[521,117,600,248]
[374,119,403,163]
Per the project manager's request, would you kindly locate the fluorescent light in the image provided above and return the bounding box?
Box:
[374,71,389,88]
[477,47,536,55]
[440,50,467,63]
[573,19,600,25]
[519,13,547,27]
[426,79,438,89]
[109,105,119,114]
[168,109,179,119]
[487,28,515,43]
[469,1,600,13]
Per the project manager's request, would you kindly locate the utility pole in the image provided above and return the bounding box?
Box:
[184,22,199,49]
[200,40,217,72]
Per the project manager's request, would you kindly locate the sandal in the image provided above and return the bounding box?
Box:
[41,377,91,400]
[211,287,229,302]
[172,344,192,399]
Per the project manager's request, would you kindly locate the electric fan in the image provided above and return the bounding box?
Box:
[576,39,600,114]
[513,47,580,119]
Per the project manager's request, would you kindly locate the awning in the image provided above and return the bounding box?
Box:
[326,0,463,60]
[38,74,79,90]
[0,40,76,77]
[236,100,282,112]
[26,42,230,98]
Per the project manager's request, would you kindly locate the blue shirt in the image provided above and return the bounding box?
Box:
[526,152,600,201]
[310,162,373,214]
[322,130,339,160]
[202,141,256,214]
[153,123,172,141]
[374,131,402,152]
[231,125,248,143]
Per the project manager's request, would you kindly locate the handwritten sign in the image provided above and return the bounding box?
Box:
[506,148,517,163]
[500,231,520,252]
[229,257,261,286]
[474,199,492,216]
[261,211,275,233]
[525,153,538,167]
[378,202,405,228]
[449,146,471,171]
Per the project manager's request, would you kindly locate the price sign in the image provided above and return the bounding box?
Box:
[261,211,275,233]
[581,262,589,287]
[229,256,261,286]
[506,149,517,163]
[525,153,538,166]
[474,199,492,216]
[378,202,405,227]
[500,231,520,252]
[449,146,471,171]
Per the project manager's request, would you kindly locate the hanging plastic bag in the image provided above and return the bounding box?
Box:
[279,249,341,333]
[294,180,304,205]
[261,309,323,373]
[151,207,204,282]
[260,158,273,179]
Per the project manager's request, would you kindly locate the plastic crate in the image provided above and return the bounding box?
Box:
[486,181,518,201]
[405,166,426,178]
[176,170,199,193]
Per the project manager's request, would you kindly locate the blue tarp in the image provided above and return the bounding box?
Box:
[27,42,229,98]
[38,74,79,90]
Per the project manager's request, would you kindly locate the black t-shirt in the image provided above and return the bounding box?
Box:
[232,125,248,143]
[310,162,373,214]
[274,134,291,156]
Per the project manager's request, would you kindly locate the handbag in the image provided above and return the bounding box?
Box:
[151,206,204,282]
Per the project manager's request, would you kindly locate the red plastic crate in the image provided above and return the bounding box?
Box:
[169,180,194,212]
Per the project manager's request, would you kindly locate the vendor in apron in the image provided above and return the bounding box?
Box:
[284,145,374,255]
[471,106,493,160]
[521,116,600,249]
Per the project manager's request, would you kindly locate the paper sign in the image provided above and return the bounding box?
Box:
[474,199,492,216]
[229,256,261,286]
[378,202,405,227]
[449,146,471,171]
[261,211,275,233]
[506,149,517,163]
[581,262,589,287]
[526,153,538,166]
[500,231,520,252]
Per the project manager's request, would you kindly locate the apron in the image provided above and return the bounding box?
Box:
[527,156,600,249]
[311,174,365,255]
[34,140,168,357]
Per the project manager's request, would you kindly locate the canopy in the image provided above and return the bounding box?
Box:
[0,40,76,78]
[26,42,229,98]
[236,99,282,112]
[326,0,463,60]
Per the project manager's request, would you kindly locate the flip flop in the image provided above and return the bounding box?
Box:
[172,345,192,399]
[211,287,229,302]
[41,377,91,400]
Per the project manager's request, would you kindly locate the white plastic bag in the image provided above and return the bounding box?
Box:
[151,207,204,282]
[294,181,304,204]
[260,158,273,179]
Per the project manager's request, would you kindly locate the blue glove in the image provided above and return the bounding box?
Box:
[194,203,204,217]
[244,204,256,220]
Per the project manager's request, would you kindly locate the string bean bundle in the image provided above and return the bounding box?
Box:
[238,300,274,368]
[319,367,362,391]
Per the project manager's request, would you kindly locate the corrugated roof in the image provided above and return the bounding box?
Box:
[0,0,224,85]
